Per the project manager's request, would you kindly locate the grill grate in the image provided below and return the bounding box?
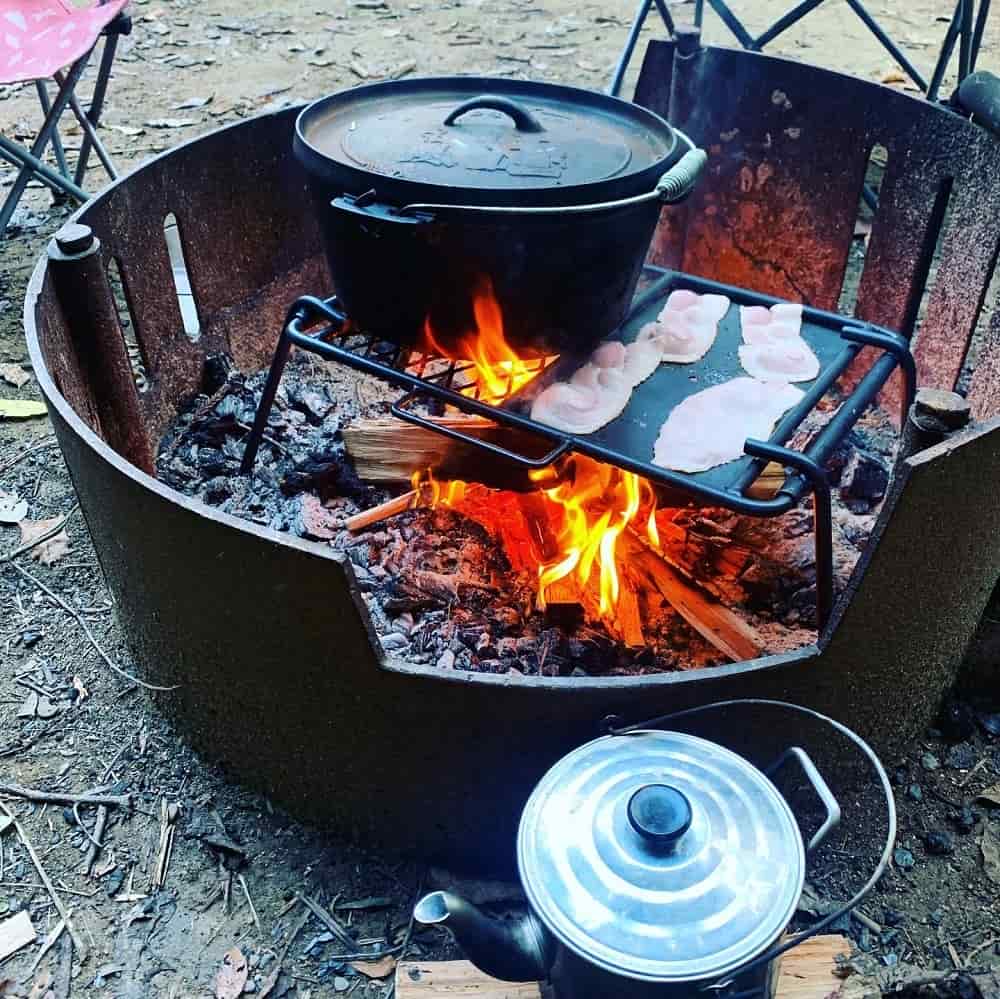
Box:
[240,266,915,629]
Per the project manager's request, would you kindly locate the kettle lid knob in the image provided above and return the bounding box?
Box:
[627,784,692,847]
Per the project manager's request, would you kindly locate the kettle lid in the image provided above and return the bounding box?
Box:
[516,730,806,983]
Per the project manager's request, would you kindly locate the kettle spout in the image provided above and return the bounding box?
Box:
[414,890,555,982]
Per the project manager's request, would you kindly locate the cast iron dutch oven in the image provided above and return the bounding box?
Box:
[294,77,707,357]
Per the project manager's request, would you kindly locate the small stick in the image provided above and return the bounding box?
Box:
[0,801,87,961]
[0,504,78,563]
[0,437,56,477]
[0,783,130,808]
[239,874,262,935]
[259,908,311,999]
[345,491,417,533]
[298,893,356,951]
[959,758,988,788]
[26,913,67,977]
[7,561,176,692]
[153,800,180,890]
[84,805,109,875]
[965,935,998,962]
[853,910,883,934]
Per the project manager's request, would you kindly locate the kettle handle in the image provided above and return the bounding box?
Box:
[764,746,841,852]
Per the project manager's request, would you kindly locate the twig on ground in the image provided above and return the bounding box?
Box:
[7,560,176,691]
[153,800,181,890]
[0,436,57,477]
[239,874,262,935]
[0,503,77,563]
[0,782,130,808]
[298,893,356,951]
[26,913,68,977]
[83,805,109,874]
[0,800,88,960]
[259,908,311,999]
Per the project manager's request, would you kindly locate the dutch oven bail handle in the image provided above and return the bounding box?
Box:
[329,130,707,221]
[605,698,897,993]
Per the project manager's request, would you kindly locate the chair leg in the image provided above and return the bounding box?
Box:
[0,137,88,200]
[0,53,90,236]
[61,74,117,181]
[73,31,120,186]
[34,81,70,181]
[608,0,653,97]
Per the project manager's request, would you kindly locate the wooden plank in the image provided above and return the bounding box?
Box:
[395,961,541,997]
[0,909,37,962]
[773,935,851,999]
[395,935,850,999]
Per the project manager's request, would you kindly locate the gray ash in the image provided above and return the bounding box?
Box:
[156,352,897,676]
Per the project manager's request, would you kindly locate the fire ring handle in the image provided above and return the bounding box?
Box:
[390,390,571,469]
[444,95,545,133]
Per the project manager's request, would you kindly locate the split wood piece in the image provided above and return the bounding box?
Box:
[622,529,762,662]
[0,908,36,962]
[394,936,851,999]
[343,416,546,486]
[744,461,786,500]
[615,570,646,648]
[0,781,130,809]
[0,801,87,961]
[346,491,417,532]
[153,799,181,890]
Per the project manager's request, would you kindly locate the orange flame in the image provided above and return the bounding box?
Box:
[530,457,658,618]
[420,278,547,404]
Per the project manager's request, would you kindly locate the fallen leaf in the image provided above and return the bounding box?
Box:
[0,364,29,388]
[172,94,214,109]
[0,492,28,525]
[35,695,59,720]
[977,783,1000,807]
[18,518,71,565]
[214,947,248,999]
[72,676,89,702]
[0,399,46,420]
[351,955,397,978]
[0,979,18,996]
[26,969,51,999]
[981,819,1000,884]
[880,68,906,84]
[144,117,197,129]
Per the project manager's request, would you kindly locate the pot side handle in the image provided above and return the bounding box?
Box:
[764,746,841,852]
[444,95,545,133]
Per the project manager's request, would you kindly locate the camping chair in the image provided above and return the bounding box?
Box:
[609,0,991,101]
[0,0,131,236]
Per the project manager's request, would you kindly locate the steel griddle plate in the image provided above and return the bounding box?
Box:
[502,271,856,496]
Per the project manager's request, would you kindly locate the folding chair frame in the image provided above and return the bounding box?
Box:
[608,0,991,101]
[0,11,130,236]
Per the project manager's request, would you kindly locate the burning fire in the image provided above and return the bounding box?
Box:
[412,457,659,622]
[529,458,659,617]
[413,278,660,624]
[419,278,549,404]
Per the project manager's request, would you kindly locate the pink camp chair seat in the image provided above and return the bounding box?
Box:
[1,0,128,84]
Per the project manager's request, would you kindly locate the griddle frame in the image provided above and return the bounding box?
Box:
[241,267,915,631]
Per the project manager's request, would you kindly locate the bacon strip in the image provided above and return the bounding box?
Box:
[737,303,819,383]
[653,377,804,473]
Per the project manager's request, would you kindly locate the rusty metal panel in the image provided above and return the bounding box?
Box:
[635,42,1000,397]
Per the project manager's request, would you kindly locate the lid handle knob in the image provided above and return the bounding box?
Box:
[444,96,545,133]
[627,784,692,849]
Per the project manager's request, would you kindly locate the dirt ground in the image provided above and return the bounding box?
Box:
[3,1,1000,997]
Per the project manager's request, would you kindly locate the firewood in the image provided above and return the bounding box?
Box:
[615,571,646,648]
[346,491,417,532]
[622,529,762,663]
[342,416,547,486]
[745,461,786,500]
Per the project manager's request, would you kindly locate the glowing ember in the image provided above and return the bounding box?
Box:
[411,455,660,624]
[420,278,549,404]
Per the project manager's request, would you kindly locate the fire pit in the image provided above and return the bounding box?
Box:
[24,39,1000,869]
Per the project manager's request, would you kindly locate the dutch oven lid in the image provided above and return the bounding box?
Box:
[296,78,676,199]
[517,731,806,983]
